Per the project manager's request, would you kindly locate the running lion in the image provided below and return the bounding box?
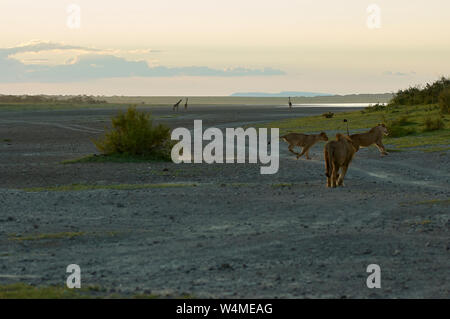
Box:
[281,132,329,160]
[349,123,389,156]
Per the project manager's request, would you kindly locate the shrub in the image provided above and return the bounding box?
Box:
[94,106,172,160]
[364,103,387,113]
[423,116,445,132]
[389,77,450,106]
[385,116,416,137]
[322,112,334,118]
[395,115,411,126]
[439,88,450,114]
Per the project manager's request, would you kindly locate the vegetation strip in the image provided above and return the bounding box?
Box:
[408,199,450,206]
[0,283,193,299]
[9,232,85,241]
[21,182,309,192]
[23,183,199,192]
[61,153,171,164]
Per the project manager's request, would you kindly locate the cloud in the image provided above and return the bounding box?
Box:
[0,41,284,82]
[0,40,98,58]
[383,71,416,77]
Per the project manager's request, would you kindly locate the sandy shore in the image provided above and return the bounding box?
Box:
[0,105,448,298]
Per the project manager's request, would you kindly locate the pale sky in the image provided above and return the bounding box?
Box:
[0,0,449,95]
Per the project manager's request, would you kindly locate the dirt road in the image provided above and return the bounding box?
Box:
[0,105,448,298]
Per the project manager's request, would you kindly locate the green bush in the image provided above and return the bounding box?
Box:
[439,88,450,114]
[364,103,387,113]
[94,106,172,160]
[423,116,445,132]
[395,115,412,126]
[385,116,416,137]
[389,76,449,106]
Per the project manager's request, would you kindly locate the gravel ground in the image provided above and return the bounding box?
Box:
[0,105,449,298]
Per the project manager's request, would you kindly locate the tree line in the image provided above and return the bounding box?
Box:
[0,95,107,104]
[389,76,449,106]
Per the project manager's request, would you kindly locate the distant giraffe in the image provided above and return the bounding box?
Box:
[288,96,292,110]
[184,98,188,110]
[173,99,182,111]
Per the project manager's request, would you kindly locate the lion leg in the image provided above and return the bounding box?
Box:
[296,146,307,159]
[331,163,338,188]
[304,145,313,160]
[326,176,332,188]
[375,142,388,156]
[326,166,332,187]
[325,148,332,187]
[288,145,301,158]
[337,166,348,186]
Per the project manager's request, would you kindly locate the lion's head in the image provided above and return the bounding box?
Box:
[377,123,389,136]
[319,132,329,141]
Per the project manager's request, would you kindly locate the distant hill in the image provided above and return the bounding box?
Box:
[231,91,332,97]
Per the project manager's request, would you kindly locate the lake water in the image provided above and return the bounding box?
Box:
[278,102,386,108]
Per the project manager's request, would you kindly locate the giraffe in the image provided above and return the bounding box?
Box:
[173,99,182,111]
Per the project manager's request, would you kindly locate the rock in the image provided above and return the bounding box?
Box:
[219,263,234,271]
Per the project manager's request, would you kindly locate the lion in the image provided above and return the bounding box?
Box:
[324,133,359,188]
[349,123,389,156]
[280,132,328,159]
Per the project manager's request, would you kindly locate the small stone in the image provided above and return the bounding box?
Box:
[219,263,233,270]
